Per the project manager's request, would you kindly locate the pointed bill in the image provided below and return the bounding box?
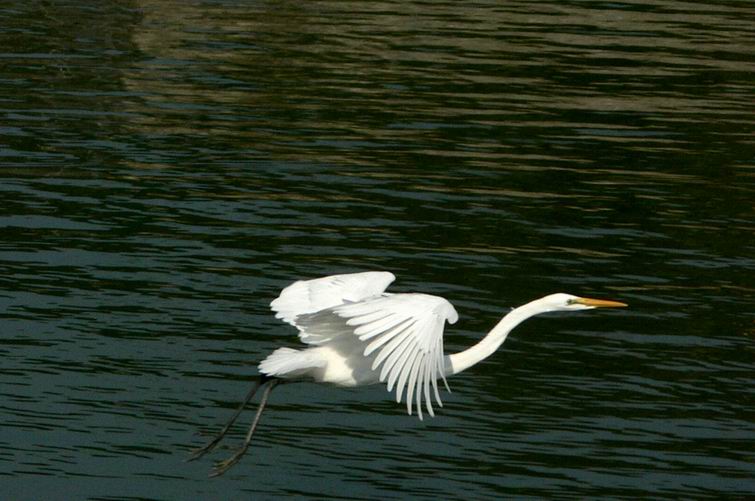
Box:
[575,297,628,308]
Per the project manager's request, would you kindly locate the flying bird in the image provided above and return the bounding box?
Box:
[188,271,626,476]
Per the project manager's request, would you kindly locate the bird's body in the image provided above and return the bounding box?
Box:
[189,270,627,476]
[261,336,383,387]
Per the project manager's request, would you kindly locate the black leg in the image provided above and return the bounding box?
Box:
[187,377,264,462]
[209,379,278,477]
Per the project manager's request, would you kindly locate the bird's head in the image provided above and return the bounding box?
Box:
[539,293,628,312]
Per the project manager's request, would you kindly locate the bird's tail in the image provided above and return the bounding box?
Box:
[258,347,325,378]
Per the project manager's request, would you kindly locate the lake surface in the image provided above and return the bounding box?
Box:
[2,0,754,499]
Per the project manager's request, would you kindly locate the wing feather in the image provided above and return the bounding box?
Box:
[396,345,420,405]
[385,335,416,391]
[405,348,423,417]
[364,318,415,356]
[332,292,457,419]
[355,313,405,339]
[423,358,434,417]
[271,271,395,344]
[379,328,417,383]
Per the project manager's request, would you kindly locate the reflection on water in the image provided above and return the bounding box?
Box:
[1,0,753,499]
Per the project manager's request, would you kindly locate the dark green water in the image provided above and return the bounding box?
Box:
[2,0,753,499]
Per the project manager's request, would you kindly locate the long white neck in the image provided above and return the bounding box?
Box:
[446,297,551,375]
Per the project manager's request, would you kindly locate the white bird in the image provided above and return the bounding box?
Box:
[189,271,627,476]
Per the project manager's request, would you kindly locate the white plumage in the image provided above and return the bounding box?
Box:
[261,271,458,419]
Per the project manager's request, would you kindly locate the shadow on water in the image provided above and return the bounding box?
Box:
[1,0,754,499]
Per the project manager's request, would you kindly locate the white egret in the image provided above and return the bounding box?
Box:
[189,271,626,476]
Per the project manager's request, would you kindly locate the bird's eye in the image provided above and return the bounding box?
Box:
[566,298,577,305]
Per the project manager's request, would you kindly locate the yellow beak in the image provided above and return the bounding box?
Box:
[575,297,628,308]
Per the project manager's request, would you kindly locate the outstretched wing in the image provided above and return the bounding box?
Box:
[297,293,459,420]
[271,271,396,344]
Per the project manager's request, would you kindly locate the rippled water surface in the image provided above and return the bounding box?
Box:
[2,0,754,499]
